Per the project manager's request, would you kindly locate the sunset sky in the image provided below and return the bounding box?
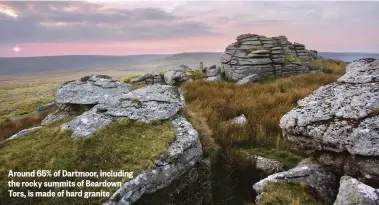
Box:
[1,1,379,57]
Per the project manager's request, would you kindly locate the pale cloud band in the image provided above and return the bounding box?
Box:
[0,1,378,56]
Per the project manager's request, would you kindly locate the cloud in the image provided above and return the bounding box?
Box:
[0,1,217,44]
[0,1,379,55]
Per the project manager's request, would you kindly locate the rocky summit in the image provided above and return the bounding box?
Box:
[280,58,379,185]
[220,33,320,81]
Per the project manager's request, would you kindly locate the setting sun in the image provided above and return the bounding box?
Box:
[13,46,20,52]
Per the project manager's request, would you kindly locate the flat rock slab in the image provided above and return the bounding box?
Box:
[103,84,185,121]
[61,84,185,137]
[56,75,132,105]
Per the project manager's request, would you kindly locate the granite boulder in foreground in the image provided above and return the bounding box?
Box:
[280,58,379,185]
[60,84,185,137]
[47,74,209,204]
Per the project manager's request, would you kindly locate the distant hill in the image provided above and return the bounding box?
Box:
[319,52,379,62]
[0,55,169,76]
[1,52,378,76]
[134,52,223,71]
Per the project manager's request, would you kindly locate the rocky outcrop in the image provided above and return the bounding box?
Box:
[130,72,164,85]
[37,74,209,204]
[280,58,379,185]
[221,34,320,81]
[253,158,337,204]
[103,115,205,205]
[334,176,379,205]
[61,84,185,137]
[56,75,132,105]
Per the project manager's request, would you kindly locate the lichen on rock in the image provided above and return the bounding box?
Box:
[280,58,379,185]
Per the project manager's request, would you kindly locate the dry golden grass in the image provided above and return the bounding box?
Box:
[312,59,346,75]
[181,60,346,150]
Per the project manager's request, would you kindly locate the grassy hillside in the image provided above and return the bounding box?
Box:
[0,59,346,205]
[0,118,174,205]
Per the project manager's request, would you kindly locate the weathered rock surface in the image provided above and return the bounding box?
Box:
[7,126,42,141]
[334,176,379,205]
[103,115,205,205]
[61,84,185,137]
[221,33,320,81]
[253,158,337,204]
[164,68,188,85]
[131,72,164,85]
[252,155,284,176]
[236,74,260,85]
[56,75,132,105]
[280,58,379,185]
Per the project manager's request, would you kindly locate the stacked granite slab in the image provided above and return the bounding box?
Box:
[221,33,320,81]
[131,72,164,85]
[293,42,310,59]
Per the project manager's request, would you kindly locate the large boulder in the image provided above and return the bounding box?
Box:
[334,176,379,205]
[164,69,188,85]
[221,33,319,81]
[61,84,185,137]
[280,58,379,185]
[253,158,337,204]
[56,75,132,105]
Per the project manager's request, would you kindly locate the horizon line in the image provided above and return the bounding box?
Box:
[1,51,379,58]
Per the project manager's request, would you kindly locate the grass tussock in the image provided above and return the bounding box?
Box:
[123,74,141,83]
[0,114,47,142]
[0,118,174,205]
[181,73,340,149]
[312,59,346,75]
[256,182,321,205]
